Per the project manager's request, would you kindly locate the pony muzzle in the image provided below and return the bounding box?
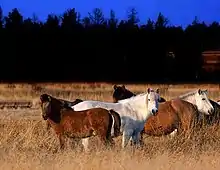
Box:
[152,109,158,116]
[208,108,214,115]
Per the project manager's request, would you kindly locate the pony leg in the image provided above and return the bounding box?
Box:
[105,132,115,148]
[99,136,114,150]
[71,138,82,149]
[139,131,145,146]
[46,121,51,131]
[122,129,133,149]
[58,134,65,151]
[131,132,141,147]
[82,138,89,152]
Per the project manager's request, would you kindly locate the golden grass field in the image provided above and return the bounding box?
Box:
[1,82,220,170]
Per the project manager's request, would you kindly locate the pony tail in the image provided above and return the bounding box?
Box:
[109,109,121,137]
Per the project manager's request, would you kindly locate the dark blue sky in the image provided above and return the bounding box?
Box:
[1,0,220,27]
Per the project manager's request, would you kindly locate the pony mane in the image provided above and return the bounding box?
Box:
[41,93,73,110]
[118,92,147,103]
[179,90,199,99]
[122,87,135,95]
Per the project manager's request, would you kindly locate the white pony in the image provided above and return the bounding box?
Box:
[72,88,160,151]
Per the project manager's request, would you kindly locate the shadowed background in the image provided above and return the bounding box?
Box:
[1,1,220,83]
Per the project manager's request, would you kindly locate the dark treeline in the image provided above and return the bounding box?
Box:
[0,7,220,83]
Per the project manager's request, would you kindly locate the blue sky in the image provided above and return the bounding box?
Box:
[1,0,220,27]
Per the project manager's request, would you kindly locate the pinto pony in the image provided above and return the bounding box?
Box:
[142,98,200,138]
[178,89,214,115]
[72,88,160,150]
[40,94,121,151]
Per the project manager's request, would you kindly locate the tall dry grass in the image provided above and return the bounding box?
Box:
[0,83,220,170]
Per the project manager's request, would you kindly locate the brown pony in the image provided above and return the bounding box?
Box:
[40,94,121,151]
[112,85,166,103]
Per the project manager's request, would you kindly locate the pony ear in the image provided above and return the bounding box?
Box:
[156,88,160,94]
[113,85,118,90]
[204,89,208,94]
[40,94,51,102]
[40,94,47,102]
[40,95,43,102]
[147,88,151,93]
[198,89,202,95]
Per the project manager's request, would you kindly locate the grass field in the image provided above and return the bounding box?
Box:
[1,82,220,170]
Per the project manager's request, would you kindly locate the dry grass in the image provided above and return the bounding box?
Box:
[1,82,220,170]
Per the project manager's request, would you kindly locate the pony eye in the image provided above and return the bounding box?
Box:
[148,99,150,101]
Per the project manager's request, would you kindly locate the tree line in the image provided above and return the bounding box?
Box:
[0,6,219,83]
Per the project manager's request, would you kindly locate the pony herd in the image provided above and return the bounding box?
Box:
[39,85,220,152]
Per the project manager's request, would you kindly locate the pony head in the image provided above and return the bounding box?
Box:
[195,89,214,115]
[112,85,135,103]
[40,94,52,120]
[147,88,160,116]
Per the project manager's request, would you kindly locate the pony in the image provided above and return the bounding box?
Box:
[113,85,136,103]
[72,88,160,150]
[143,97,218,139]
[40,94,84,131]
[142,98,200,138]
[112,84,166,103]
[40,94,121,152]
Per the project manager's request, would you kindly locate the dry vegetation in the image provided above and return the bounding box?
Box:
[1,82,220,170]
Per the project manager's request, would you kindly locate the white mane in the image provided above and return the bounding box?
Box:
[179,90,198,99]
[118,92,147,104]
[178,89,213,115]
